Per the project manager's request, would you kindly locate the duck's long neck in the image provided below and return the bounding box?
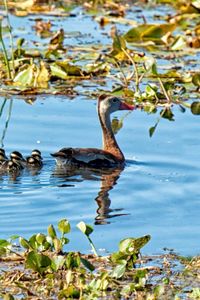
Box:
[98,109,124,162]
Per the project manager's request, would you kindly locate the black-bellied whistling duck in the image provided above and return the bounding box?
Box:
[26,149,43,168]
[51,94,134,168]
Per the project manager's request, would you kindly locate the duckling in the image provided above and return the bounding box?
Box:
[0,151,25,173]
[26,149,43,168]
[0,148,8,165]
[10,151,26,169]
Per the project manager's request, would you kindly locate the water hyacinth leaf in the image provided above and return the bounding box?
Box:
[77,221,93,236]
[37,61,51,88]
[191,101,200,115]
[192,73,200,87]
[110,260,127,278]
[119,235,151,254]
[80,257,95,271]
[56,61,83,76]
[149,122,158,137]
[171,35,186,50]
[51,255,65,272]
[124,23,176,43]
[50,64,68,79]
[19,237,31,250]
[13,65,35,86]
[0,239,10,248]
[25,251,52,275]
[58,219,71,235]
[53,237,62,253]
[48,224,57,238]
[36,233,46,245]
[161,108,175,121]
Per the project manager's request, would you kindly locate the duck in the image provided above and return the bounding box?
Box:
[0,148,8,165]
[51,94,135,168]
[0,151,26,173]
[26,149,43,168]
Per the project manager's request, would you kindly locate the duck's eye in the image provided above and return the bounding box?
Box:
[112,98,118,103]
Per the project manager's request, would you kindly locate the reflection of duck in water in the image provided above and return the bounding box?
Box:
[26,149,43,168]
[51,95,134,168]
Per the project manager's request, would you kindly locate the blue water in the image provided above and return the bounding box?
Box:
[0,96,199,256]
[0,4,200,256]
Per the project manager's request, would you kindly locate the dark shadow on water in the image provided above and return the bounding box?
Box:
[51,164,130,225]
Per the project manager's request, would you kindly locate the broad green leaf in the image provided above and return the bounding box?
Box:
[19,237,31,250]
[119,235,151,254]
[191,101,200,115]
[56,61,83,76]
[76,221,93,236]
[50,64,68,79]
[51,255,65,272]
[110,260,127,278]
[192,73,200,87]
[161,108,174,121]
[14,65,36,86]
[0,239,10,248]
[58,219,71,235]
[25,251,51,275]
[124,23,176,43]
[36,233,47,245]
[171,36,186,51]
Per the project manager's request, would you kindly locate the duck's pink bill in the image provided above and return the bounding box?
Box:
[119,102,135,111]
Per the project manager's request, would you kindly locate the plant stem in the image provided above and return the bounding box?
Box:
[122,47,140,93]
[88,236,98,257]
[0,20,12,79]
[3,0,15,77]
[157,77,171,103]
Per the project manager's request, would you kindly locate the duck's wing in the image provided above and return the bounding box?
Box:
[51,147,119,167]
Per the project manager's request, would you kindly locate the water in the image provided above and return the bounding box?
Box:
[0,96,199,256]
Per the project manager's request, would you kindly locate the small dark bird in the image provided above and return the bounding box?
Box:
[0,150,25,173]
[0,148,8,165]
[26,149,43,168]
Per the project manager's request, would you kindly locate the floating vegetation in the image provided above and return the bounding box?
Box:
[0,219,200,299]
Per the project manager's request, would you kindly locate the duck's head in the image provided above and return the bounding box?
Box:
[0,148,7,159]
[31,149,42,157]
[98,94,135,115]
[10,151,26,164]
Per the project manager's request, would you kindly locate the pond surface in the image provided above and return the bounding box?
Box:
[0,95,199,256]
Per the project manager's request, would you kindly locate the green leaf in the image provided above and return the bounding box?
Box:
[76,221,93,236]
[149,124,158,137]
[124,23,176,43]
[0,239,10,248]
[50,64,68,79]
[171,35,186,51]
[110,261,127,278]
[36,233,47,245]
[19,237,31,250]
[161,108,174,121]
[25,251,52,275]
[58,219,71,235]
[192,73,200,87]
[80,257,95,271]
[51,255,65,272]
[191,101,200,115]
[13,65,36,86]
[119,235,151,254]
[3,294,15,300]
[48,224,57,238]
